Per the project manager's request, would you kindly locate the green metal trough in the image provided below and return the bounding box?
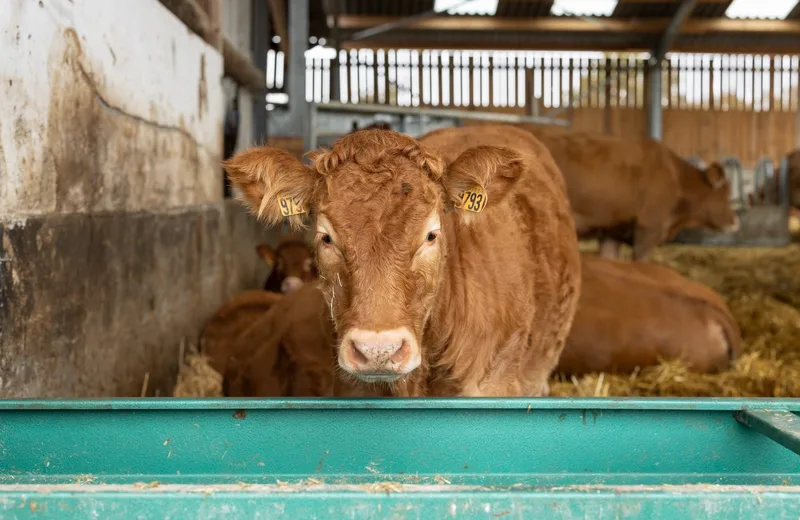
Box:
[1,398,799,519]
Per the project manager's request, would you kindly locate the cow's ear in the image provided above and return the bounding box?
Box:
[255,244,276,266]
[443,146,525,224]
[704,163,727,189]
[223,147,316,229]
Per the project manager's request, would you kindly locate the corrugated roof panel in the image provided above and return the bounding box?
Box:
[692,1,733,18]
[611,2,679,18]
[496,0,554,17]
[339,0,435,16]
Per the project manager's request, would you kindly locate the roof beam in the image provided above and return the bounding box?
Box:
[333,15,800,34]
[340,39,800,55]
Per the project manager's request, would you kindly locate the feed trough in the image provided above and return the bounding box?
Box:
[1,398,799,518]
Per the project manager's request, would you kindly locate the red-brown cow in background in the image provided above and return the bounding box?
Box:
[202,240,316,378]
[518,125,740,262]
[259,239,316,293]
[558,254,742,375]
[224,125,581,397]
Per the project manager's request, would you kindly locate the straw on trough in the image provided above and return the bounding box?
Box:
[550,243,800,398]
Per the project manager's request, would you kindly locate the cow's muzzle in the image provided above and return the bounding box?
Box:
[338,327,421,382]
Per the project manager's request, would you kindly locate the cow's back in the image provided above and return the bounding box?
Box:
[201,290,284,376]
[225,283,385,397]
[517,124,679,232]
[560,254,741,375]
[419,125,581,396]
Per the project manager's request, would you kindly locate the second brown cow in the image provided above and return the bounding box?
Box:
[558,254,742,375]
[520,125,740,262]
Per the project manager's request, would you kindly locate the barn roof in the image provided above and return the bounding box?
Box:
[297,0,800,54]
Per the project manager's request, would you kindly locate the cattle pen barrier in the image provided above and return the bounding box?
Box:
[1,398,799,518]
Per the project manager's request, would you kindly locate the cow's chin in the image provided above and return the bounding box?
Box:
[352,373,404,384]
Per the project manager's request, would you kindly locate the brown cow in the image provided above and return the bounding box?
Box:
[259,239,316,293]
[223,126,581,397]
[518,125,740,262]
[558,254,742,375]
[201,289,283,378]
[202,240,315,378]
[225,283,385,397]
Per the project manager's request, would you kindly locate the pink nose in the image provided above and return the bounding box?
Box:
[280,276,304,293]
[339,328,420,381]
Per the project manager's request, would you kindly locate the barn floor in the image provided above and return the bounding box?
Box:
[550,241,800,398]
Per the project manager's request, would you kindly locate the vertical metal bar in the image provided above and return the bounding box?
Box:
[488,55,494,109]
[327,0,340,102]
[604,58,612,135]
[251,0,269,143]
[648,57,663,140]
[269,0,309,154]
[468,52,475,108]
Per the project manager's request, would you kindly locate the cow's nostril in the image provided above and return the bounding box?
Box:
[349,341,369,365]
[390,341,410,364]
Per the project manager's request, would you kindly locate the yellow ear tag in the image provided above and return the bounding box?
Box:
[454,185,488,213]
[277,195,306,217]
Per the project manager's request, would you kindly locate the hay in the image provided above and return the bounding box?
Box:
[550,243,800,398]
[172,352,224,398]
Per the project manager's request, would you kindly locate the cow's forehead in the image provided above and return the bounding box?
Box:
[317,162,442,242]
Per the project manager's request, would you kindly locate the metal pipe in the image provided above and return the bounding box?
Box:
[316,101,571,127]
[655,0,698,60]
[779,155,791,209]
[648,59,663,140]
[649,0,696,140]
[290,0,311,152]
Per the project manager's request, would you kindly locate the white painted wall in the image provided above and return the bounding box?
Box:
[0,0,224,215]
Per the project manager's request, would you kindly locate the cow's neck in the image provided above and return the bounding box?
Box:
[418,211,499,396]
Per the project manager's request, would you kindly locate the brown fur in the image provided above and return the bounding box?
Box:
[517,125,738,262]
[559,254,742,375]
[201,290,283,378]
[224,126,581,397]
[225,283,384,397]
[202,240,316,377]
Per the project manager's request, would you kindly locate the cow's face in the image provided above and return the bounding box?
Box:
[257,242,316,294]
[225,130,524,383]
[698,163,740,233]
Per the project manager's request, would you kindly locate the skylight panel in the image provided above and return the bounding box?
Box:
[434,0,499,16]
[551,0,618,17]
[725,0,797,19]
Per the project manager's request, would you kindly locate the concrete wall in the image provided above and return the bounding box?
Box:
[0,0,272,397]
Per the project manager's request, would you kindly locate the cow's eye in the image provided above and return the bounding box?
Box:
[320,234,333,245]
[426,232,437,243]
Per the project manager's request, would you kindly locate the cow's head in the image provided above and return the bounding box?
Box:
[685,162,739,233]
[257,241,316,294]
[225,130,524,383]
